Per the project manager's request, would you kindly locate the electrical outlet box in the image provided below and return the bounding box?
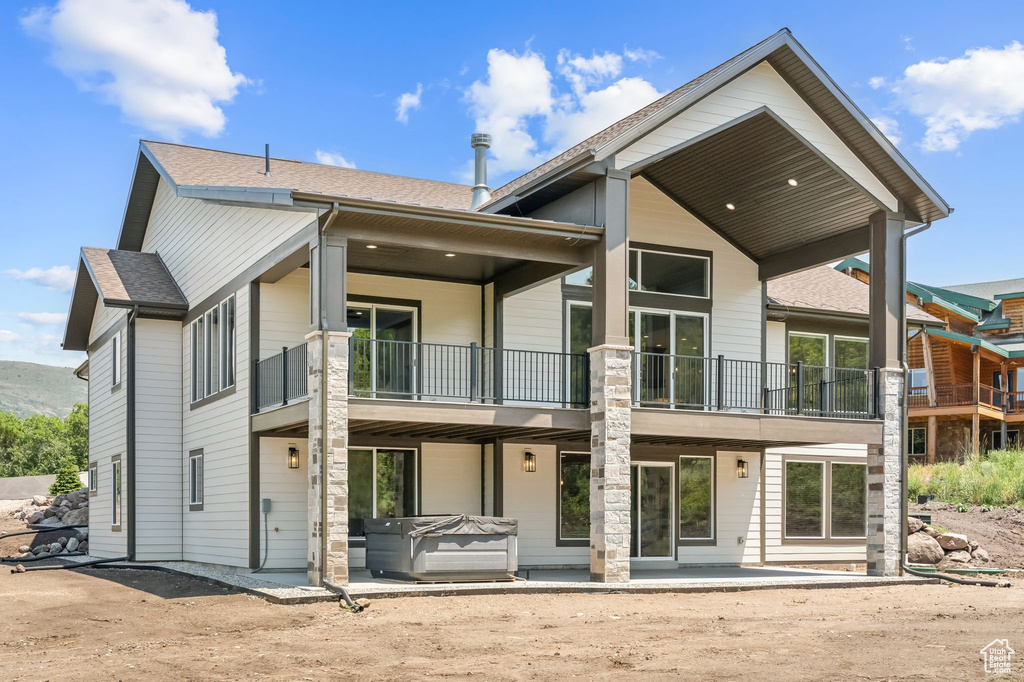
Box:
[737,536,745,545]
[262,498,272,514]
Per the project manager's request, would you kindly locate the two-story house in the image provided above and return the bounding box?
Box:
[62,29,949,586]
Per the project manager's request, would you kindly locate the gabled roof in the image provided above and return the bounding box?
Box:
[943,277,1024,302]
[924,327,1024,359]
[484,28,950,225]
[767,265,940,324]
[835,257,981,322]
[62,248,187,351]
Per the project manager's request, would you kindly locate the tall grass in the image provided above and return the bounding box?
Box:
[909,449,1024,507]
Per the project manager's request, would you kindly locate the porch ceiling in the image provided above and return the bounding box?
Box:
[638,110,884,277]
[348,239,527,284]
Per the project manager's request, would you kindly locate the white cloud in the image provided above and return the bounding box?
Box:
[0,329,83,367]
[463,46,662,181]
[624,46,661,64]
[0,330,20,343]
[395,83,423,123]
[314,150,356,169]
[868,76,886,90]
[18,312,68,326]
[22,0,248,140]
[871,115,902,146]
[5,265,76,292]
[884,41,1024,152]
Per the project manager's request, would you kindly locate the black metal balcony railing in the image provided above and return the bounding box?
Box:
[349,337,589,407]
[632,352,877,419]
[252,341,879,421]
[253,344,308,411]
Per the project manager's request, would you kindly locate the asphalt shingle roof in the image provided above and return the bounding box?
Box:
[942,277,1024,302]
[768,265,939,323]
[81,247,187,309]
[144,141,474,211]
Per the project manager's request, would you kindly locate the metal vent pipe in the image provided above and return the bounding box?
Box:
[470,133,491,209]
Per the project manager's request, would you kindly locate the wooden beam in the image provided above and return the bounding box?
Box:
[926,415,937,464]
[922,332,937,407]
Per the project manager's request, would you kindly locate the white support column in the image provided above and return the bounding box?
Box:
[306,329,352,586]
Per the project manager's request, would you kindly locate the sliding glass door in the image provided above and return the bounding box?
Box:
[630,309,707,408]
[349,303,417,398]
[630,462,674,558]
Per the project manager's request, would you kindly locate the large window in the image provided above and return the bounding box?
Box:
[563,248,710,299]
[189,449,204,510]
[788,333,828,366]
[111,457,122,529]
[834,336,868,369]
[908,427,926,456]
[678,456,713,540]
[784,459,866,540]
[558,452,590,541]
[830,463,866,538]
[348,448,417,538]
[190,294,235,403]
[908,368,928,397]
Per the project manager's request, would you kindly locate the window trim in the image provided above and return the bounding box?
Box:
[908,427,927,456]
[88,462,98,497]
[678,454,716,544]
[787,331,830,367]
[111,455,122,531]
[833,335,869,370]
[781,455,866,545]
[563,245,712,302]
[189,449,204,511]
[556,450,591,546]
[347,446,419,545]
[991,429,1020,451]
[189,294,236,408]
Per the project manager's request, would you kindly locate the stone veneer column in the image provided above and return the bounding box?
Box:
[867,367,903,576]
[589,344,632,583]
[306,329,352,586]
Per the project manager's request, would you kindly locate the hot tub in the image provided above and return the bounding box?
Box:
[363,515,518,582]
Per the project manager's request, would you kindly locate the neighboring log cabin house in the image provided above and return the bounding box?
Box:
[838,258,1024,462]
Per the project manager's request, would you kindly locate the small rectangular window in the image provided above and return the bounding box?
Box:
[908,427,927,456]
[559,452,590,540]
[189,450,204,509]
[679,456,714,540]
[347,447,417,537]
[564,267,593,287]
[830,463,866,538]
[111,458,122,528]
[88,463,98,493]
[834,337,869,370]
[220,296,235,389]
[785,461,824,538]
[111,333,121,386]
[991,430,1019,451]
[637,251,708,297]
[908,368,928,396]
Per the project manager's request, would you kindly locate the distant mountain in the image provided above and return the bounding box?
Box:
[0,361,87,418]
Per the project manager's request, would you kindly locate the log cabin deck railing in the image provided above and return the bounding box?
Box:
[909,383,1024,413]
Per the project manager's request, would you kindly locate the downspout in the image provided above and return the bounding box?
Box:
[318,203,340,586]
[900,221,931,573]
[126,305,139,561]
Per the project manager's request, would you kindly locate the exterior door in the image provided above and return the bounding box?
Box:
[629,462,674,559]
[349,303,417,398]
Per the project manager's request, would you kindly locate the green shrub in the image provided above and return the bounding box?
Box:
[49,459,83,495]
[909,448,1024,507]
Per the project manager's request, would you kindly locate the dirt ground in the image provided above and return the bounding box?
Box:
[1,566,1022,681]
[912,503,1024,569]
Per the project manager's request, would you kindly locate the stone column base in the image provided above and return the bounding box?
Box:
[867,367,903,577]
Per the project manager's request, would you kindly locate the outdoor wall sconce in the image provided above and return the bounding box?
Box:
[524,451,537,473]
[288,446,300,469]
[736,458,749,479]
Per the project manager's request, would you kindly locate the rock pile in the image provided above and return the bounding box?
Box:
[13,488,90,528]
[906,516,990,568]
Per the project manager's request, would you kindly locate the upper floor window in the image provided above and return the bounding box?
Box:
[563,248,710,299]
[908,368,928,396]
[111,333,121,386]
[190,294,235,403]
[834,336,868,370]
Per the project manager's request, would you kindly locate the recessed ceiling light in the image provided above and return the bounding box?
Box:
[365,244,378,249]
[725,203,736,211]
[444,253,456,257]
[787,178,799,187]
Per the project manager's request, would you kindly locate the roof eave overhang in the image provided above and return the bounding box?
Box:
[767,304,942,327]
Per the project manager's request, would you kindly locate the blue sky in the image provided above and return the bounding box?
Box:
[1,0,1022,366]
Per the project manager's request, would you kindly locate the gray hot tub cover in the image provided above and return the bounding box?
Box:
[363,515,518,537]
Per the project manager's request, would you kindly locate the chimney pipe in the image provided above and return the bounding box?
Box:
[470,133,491,210]
[265,143,272,178]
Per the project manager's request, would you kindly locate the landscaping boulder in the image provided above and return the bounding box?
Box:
[66,537,79,552]
[25,511,44,525]
[79,541,88,553]
[907,516,924,534]
[18,545,30,554]
[971,548,990,563]
[943,550,971,564]
[936,532,969,550]
[32,495,48,506]
[908,532,944,564]
[48,542,62,554]
[31,545,47,556]
[63,507,88,526]
[43,508,58,518]
[57,536,68,547]
[923,526,942,538]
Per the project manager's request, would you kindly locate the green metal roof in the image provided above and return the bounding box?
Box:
[833,258,981,322]
[915,282,996,312]
[994,291,1024,301]
[924,328,1024,358]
